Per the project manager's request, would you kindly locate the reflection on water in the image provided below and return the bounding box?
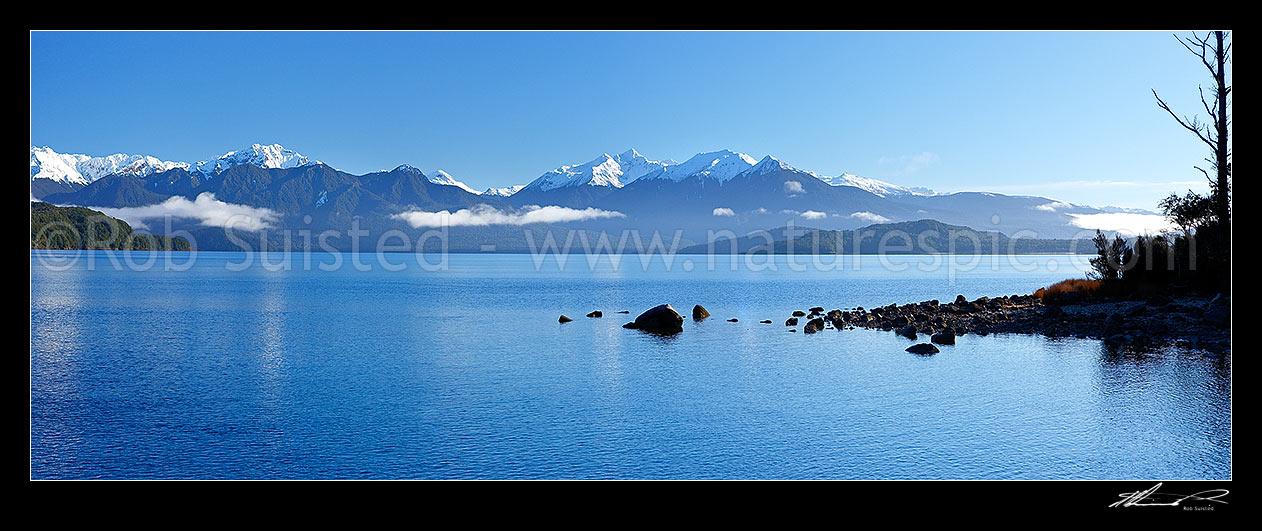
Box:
[30,251,1230,479]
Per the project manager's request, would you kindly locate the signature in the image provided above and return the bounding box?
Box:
[1110,483,1229,508]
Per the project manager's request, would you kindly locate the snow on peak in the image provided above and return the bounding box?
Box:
[523,149,675,191]
[483,185,525,197]
[745,155,794,176]
[30,144,318,184]
[195,143,314,175]
[30,146,189,185]
[816,172,936,197]
[426,169,480,194]
[642,149,757,183]
[612,148,677,184]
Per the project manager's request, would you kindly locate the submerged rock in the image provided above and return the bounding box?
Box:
[630,304,684,334]
[692,305,711,320]
[558,315,573,323]
[906,343,940,355]
[931,329,956,345]
[897,325,918,339]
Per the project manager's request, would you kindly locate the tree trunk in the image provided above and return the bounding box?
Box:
[1214,31,1230,225]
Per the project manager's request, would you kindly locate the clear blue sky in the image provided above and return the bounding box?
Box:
[30,31,1224,209]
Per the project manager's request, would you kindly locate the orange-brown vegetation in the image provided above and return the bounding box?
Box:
[1034,278,1102,303]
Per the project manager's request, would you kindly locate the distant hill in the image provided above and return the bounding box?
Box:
[677,219,1096,255]
[30,202,191,251]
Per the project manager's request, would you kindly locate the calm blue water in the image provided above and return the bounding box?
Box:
[30,251,1231,479]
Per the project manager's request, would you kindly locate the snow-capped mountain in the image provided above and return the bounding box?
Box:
[31,146,189,185]
[521,149,676,191]
[483,185,524,197]
[639,149,759,182]
[30,143,317,186]
[611,149,678,184]
[426,169,480,194]
[32,143,1164,240]
[193,144,314,175]
[742,155,795,177]
[816,172,936,197]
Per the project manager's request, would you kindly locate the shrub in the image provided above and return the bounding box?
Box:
[1035,278,1102,303]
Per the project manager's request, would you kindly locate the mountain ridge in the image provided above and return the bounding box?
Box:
[31,144,1166,243]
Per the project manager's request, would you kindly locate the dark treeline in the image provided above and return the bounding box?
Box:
[30,202,192,251]
[1089,227,1229,295]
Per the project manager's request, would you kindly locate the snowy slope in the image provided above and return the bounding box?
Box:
[194,144,314,175]
[483,185,525,197]
[31,143,317,185]
[816,172,936,197]
[741,155,795,177]
[611,149,676,184]
[521,149,676,191]
[427,169,481,194]
[639,149,758,182]
[30,146,189,185]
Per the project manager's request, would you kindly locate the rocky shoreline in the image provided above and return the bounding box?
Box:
[572,293,1232,355]
[785,292,1233,355]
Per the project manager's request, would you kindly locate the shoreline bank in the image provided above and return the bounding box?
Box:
[785,293,1232,355]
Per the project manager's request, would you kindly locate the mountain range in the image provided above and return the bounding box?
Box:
[30,144,1161,251]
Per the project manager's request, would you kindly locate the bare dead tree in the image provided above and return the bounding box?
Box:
[1152,31,1231,226]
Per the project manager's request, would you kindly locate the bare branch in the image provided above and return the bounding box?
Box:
[1198,86,1217,121]
[1195,166,1212,186]
[1177,33,1217,75]
[1154,89,1217,150]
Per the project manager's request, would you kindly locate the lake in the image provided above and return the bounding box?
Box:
[29,250,1231,479]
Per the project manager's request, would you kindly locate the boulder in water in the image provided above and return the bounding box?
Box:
[631,304,685,334]
[930,329,956,345]
[906,343,940,355]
